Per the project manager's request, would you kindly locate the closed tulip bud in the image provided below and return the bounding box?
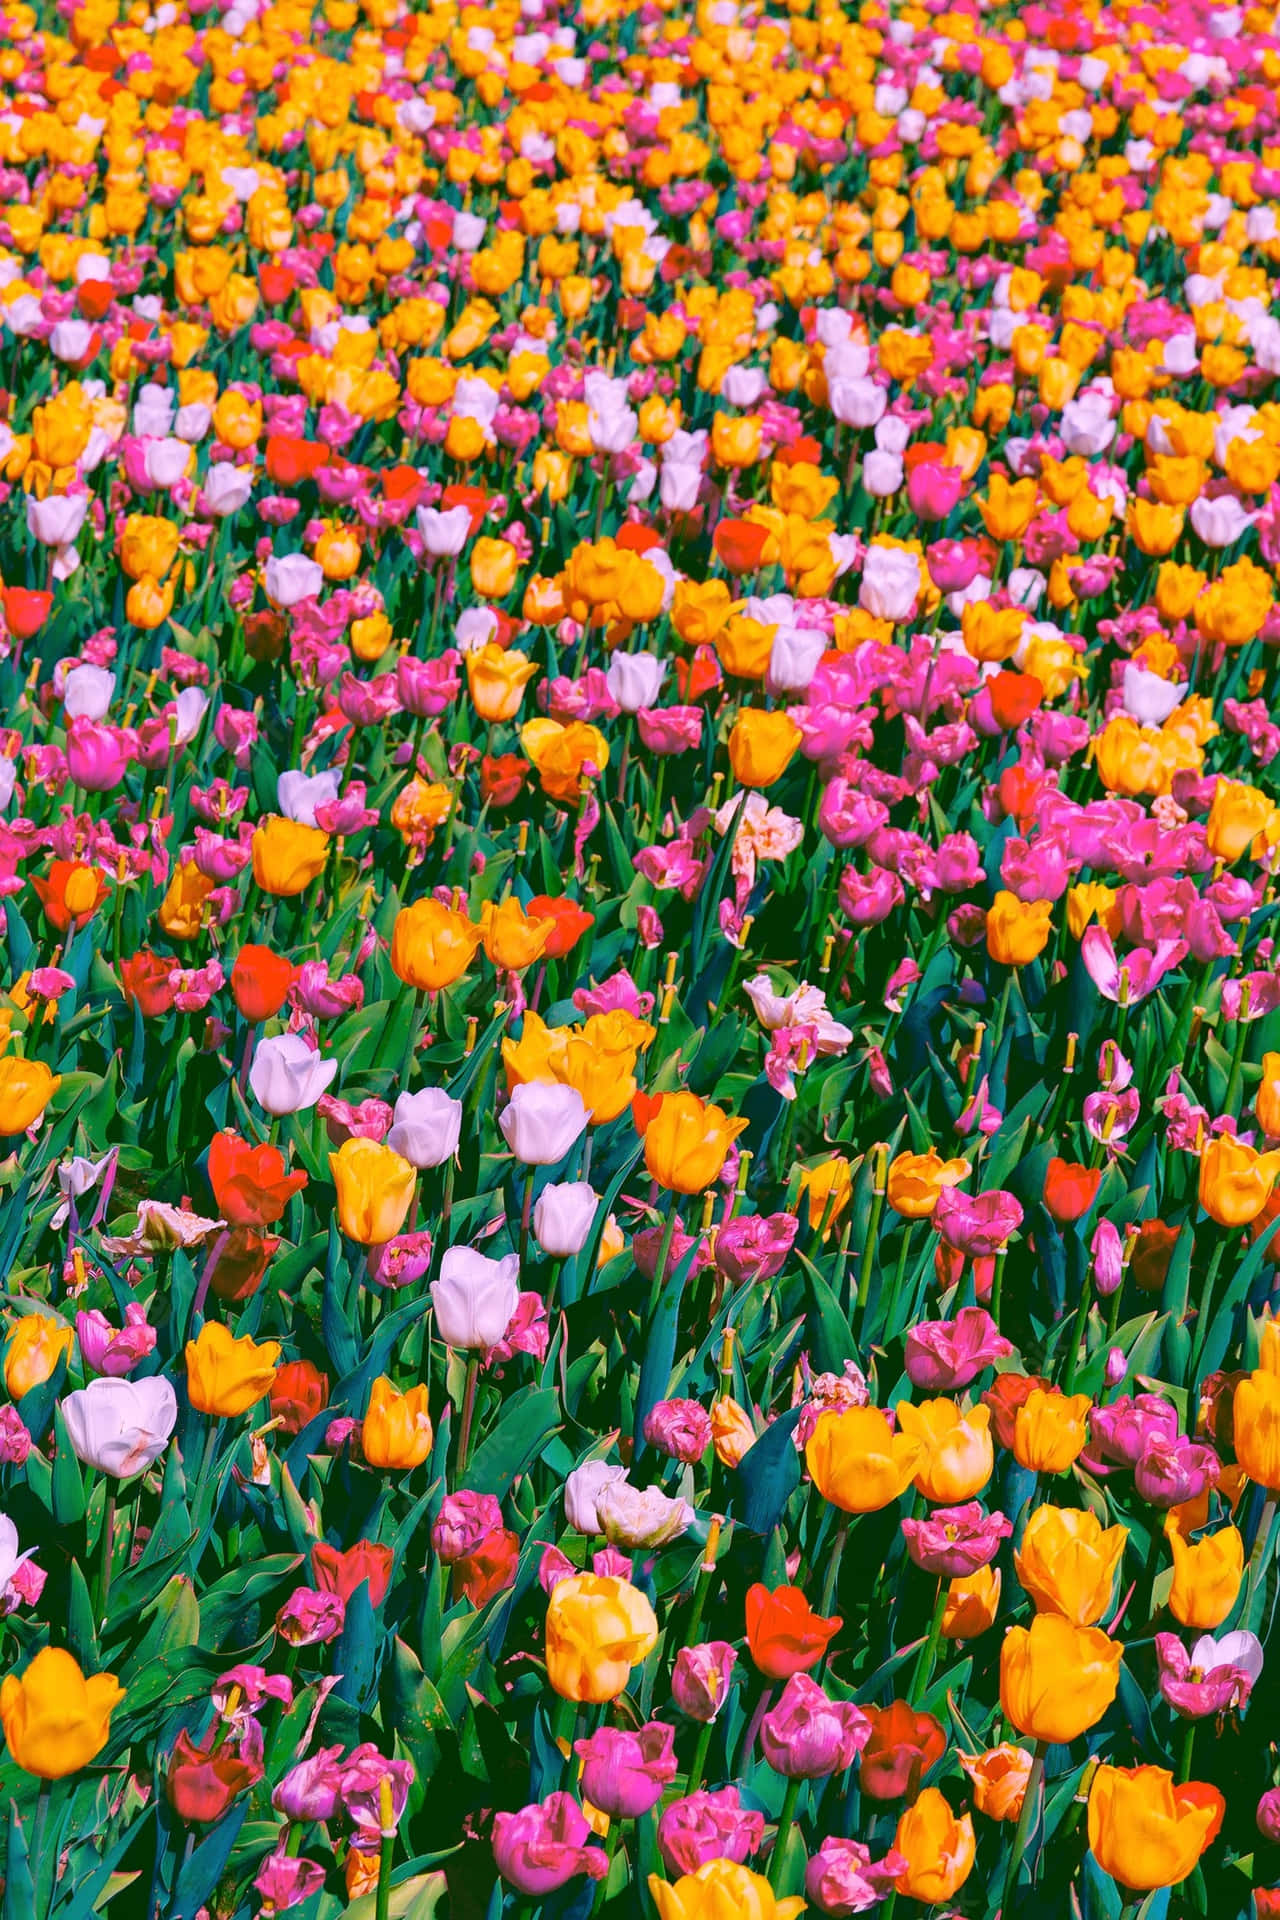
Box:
[1088,1765,1224,1891]
[361,1375,432,1469]
[60,1376,178,1479]
[1014,1504,1128,1626]
[4,1315,74,1398]
[330,1138,416,1245]
[711,1396,758,1466]
[959,1744,1034,1821]
[385,1088,463,1169]
[1200,1136,1280,1227]
[230,945,296,1022]
[466,643,539,721]
[533,1181,598,1256]
[1168,1521,1244,1629]
[391,898,484,991]
[637,1091,748,1194]
[649,1861,803,1920]
[1043,1156,1103,1224]
[805,1406,924,1514]
[1234,1370,1280,1490]
[500,1082,590,1164]
[727,709,802,788]
[1206,778,1278,863]
[1012,1388,1092,1473]
[744,1583,842,1679]
[251,816,330,896]
[431,1247,520,1350]
[481,897,555,972]
[986,890,1053,965]
[891,1787,976,1905]
[1000,1613,1122,1743]
[942,1564,1002,1639]
[185,1320,281,1417]
[895,1399,993,1503]
[249,1033,338,1116]
[0,1057,62,1136]
[671,1642,738,1722]
[0,1647,124,1778]
[545,1572,658,1702]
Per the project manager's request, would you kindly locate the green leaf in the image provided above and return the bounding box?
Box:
[460,1388,561,1499]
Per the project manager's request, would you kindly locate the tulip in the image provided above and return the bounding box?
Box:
[901,1502,1011,1577]
[1042,1157,1103,1223]
[727,709,802,787]
[671,1643,738,1723]
[942,1564,1002,1640]
[533,1181,598,1256]
[480,898,555,971]
[1014,1505,1128,1626]
[75,1303,156,1378]
[760,1673,871,1779]
[797,1157,854,1237]
[895,1399,993,1502]
[597,1482,693,1549]
[1011,1388,1092,1473]
[361,1376,432,1469]
[886,1151,970,1219]
[311,1539,393,1607]
[1157,1629,1263,1716]
[1167,1521,1245,1629]
[959,1744,1034,1821]
[329,1137,416,1245]
[499,1082,591,1164]
[166,1728,262,1825]
[1088,1765,1225,1891]
[185,1321,281,1417]
[805,1406,924,1513]
[270,1360,329,1436]
[1235,1369,1280,1489]
[4,1316,74,1398]
[250,816,330,896]
[431,1247,521,1350]
[575,1723,677,1818]
[1200,1136,1280,1227]
[637,1091,749,1194]
[249,1034,337,1116]
[744,1583,842,1679]
[207,1131,307,1228]
[229,945,296,1022]
[544,1572,658,1703]
[905,1309,1013,1392]
[564,1461,631,1534]
[805,1838,906,1917]
[1000,1613,1123,1743]
[0,1647,124,1778]
[494,1794,607,1894]
[656,1791,766,1875]
[891,1788,976,1905]
[385,1088,463,1168]
[858,1700,946,1800]
[391,898,484,991]
[60,1376,178,1479]
[0,1058,61,1136]
[649,1861,804,1920]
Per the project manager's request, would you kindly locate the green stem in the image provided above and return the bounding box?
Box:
[1060,1256,1093,1396]
[819,1521,849,1624]
[1000,1741,1047,1914]
[768,1776,803,1892]
[376,1831,393,1920]
[685,1718,715,1800]
[645,1201,680,1320]
[1177,1718,1196,1785]
[456,1356,480,1480]
[398,986,424,1090]
[855,1152,887,1321]
[98,1490,116,1625]
[908,1577,947,1707]
[518,1170,535,1268]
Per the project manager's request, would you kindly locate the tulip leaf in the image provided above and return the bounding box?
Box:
[335,1578,379,1707]
[169,1805,247,1920]
[4,1799,35,1920]
[736,1406,804,1535]
[50,1405,86,1526]
[632,1236,704,1459]
[460,1387,562,1499]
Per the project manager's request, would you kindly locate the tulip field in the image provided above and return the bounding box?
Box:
[9,0,1280,1914]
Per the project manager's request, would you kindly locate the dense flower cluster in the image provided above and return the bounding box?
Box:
[1,0,1280,1913]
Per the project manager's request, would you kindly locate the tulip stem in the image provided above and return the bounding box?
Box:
[456,1356,480,1479]
[768,1777,803,1892]
[1059,1255,1093,1396]
[518,1170,535,1267]
[818,1521,849,1625]
[376,1830,393,1920]
[646,1203,680,1320]
[685,1717,714,1799]
[398,987,424,1091]
[999,1740,1046,1915]
[908,1576,947,1707]
[1177,1719,1196,1785]
[1244,1493,1277,1629]
[99,1489,116,1624]
[855,1154,887,1323]
[32,1783,50,1897]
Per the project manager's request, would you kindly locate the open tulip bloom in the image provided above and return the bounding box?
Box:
[3,3,1280,1917]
